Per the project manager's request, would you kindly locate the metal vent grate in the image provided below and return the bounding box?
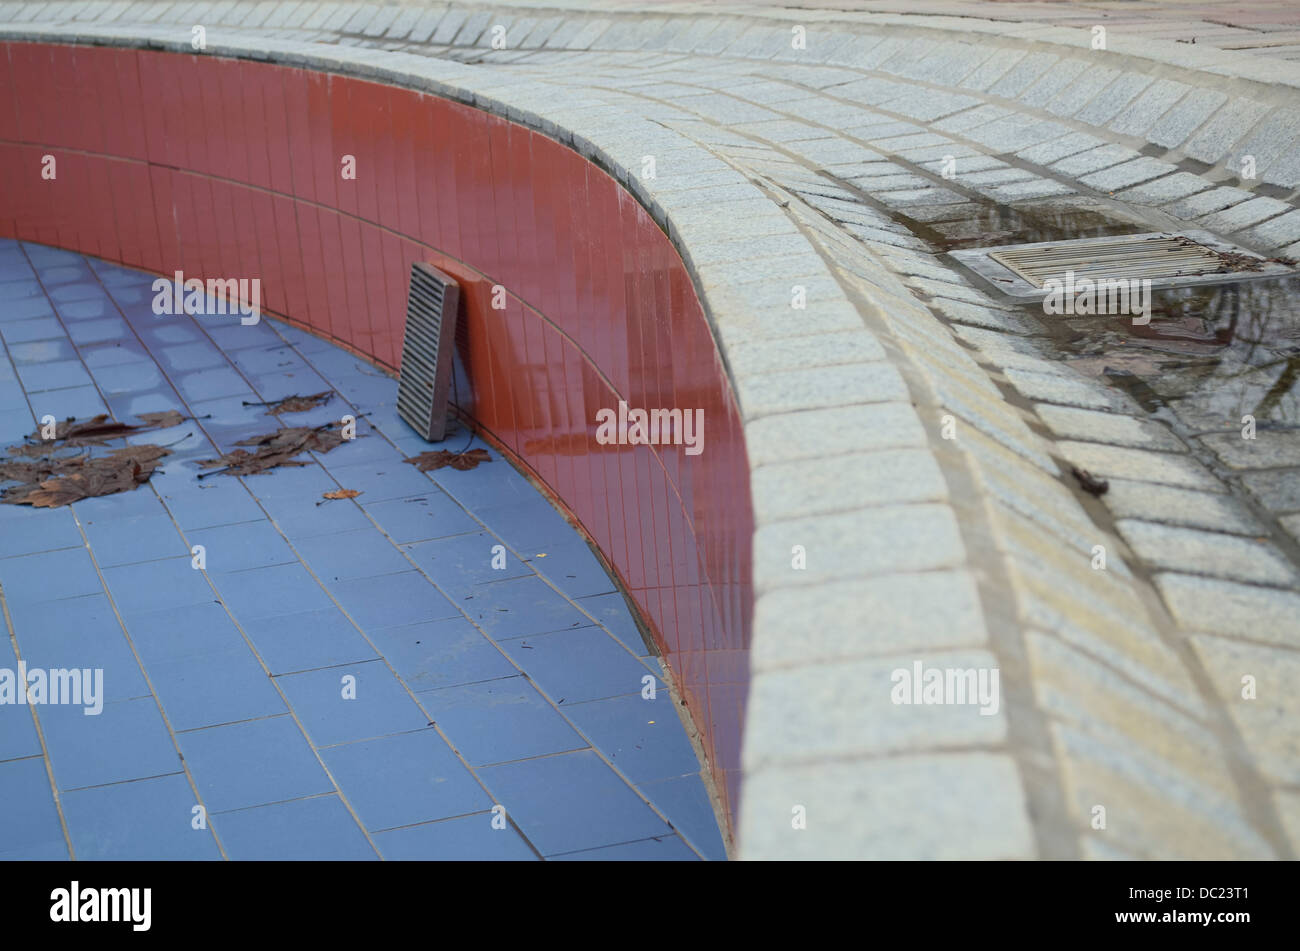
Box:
[989,234,1222,288]
[397,263,461,442]
[951,230,1296,298]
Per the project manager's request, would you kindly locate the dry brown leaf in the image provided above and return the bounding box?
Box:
[322,489,362,500]
[247,391,335,415]
[40,414,143,447]
[1,444,170,508]
[136,410,187,429]
[197,422,350,478]
[404,448,491,472]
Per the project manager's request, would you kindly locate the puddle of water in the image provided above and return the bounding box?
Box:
[1057,277,1300,430]
[921,198,1145,252]
[905,196,1300,429]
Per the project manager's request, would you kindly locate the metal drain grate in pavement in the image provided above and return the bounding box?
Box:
[397,262,460,442]
[951,230,1296,298]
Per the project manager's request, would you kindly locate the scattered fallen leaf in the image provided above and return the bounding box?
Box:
[197,422,349,477]
[0,411,196,507]
[1,445,170,508]
[246,391,335,415]
[135,410,187,429]
[403,448,491,472]
[35,414,143,447]
[11,410,198,453]
[5,442,60,458]
[322,488,362,500]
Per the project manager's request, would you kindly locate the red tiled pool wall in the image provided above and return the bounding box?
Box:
[0,43,753,828]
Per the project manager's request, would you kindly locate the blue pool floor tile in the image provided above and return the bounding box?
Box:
[327,458,441,503]
[362,490,481,543]
[0,546,104,604]
[102,556,216,614]
[177,715,335,813]
[419,676,587,766]
[146,646,286,731]
[478,750,673,857]
[0,757,69,860]
[403,530,535,598]
[275,661,430,748]
[549,834,700,861]
[157,476,265,530]
[211,561,334,621]
[14,615,150,705]
[60,773,222,860]
[73,484,170,523]
[329,570,461,629]
[641,773,729,861]
[501,626,660,705]
[39,696,181,791]
[527,538,619,599]
[372,812,537,860]
[319,729,490,832]
[119,601,244,665]
[240,607,378,675]
[369,616,518,692]
[461,575,594,641]
[0,656,43,760]
[561,693,703,785]
[577,591,653,657]
[81,513,188,567]
[291,527,413,583]
[5,591,120,643]
[210,795,377,860]
[186,519,297,573]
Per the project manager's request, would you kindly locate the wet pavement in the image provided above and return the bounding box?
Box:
[0,239,725,861]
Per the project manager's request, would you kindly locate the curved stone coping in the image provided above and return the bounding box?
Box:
[726,5,1300,92]
[4,0,1297,91]
[3,0,1297,189]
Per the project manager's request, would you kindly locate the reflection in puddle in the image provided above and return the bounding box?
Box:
[914,199,1300,431]
[921,198,1144,252]
[1056,278,1300,431]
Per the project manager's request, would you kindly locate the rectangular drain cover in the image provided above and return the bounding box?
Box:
[950,230,1295,298]
[397,262,461,442]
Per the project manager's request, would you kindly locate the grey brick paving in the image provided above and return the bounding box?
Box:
[1116,171,1214,204]
[1198,195,1294,232]
[1051,144,1143,178]
[739,754,1035,860]
[1118,520,1298,586]
[1109,79,1193,136]
[1103,481,1269,536]
[1036,405,1184,451]
[1156,573,1300,646]
[1074,73,1156,126]
[1079,157,1178,192]
[1190,636,1300,787]
[1148,87,1229,148]
[1183,99,1273,163]
[752,570,986,669]
[1241,468,1300,512]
